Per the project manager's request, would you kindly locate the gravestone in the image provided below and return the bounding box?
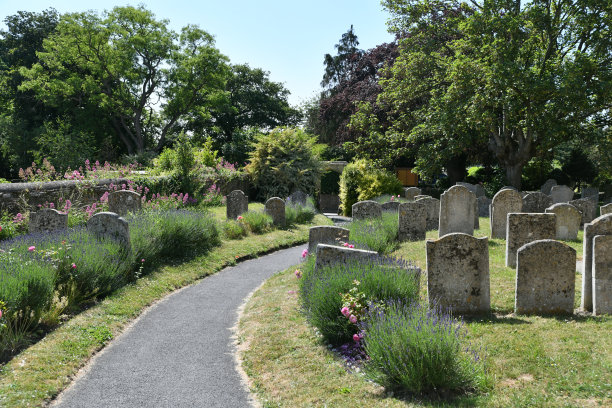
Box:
[457,182,485,198]
[426,233,490,313]
[315,243,378,271]
[226,190,248,219]
[473,198,480,230]
[414,195,431,200]
[551,185,574,204]
[439,185,476,237]
[545,203,582,240]
[582,214,612,312]
[288,190,308,206]
[398,201,426,241]
[593,235,612,315]
[477,196,492,217]
[522,192,552,213]
[29,208,68,233]
[581,187,599,203]
[505,213,556,268]
[352,200,382,220]
[381,201,400,212]
[569,198,597,226]
[601,203,612,216]
[416,196,440,230]
[540,179,557,195]
[515,240,576,315]
[490,188,523,239]
[404,187,421,201]
[108,190,141,216]
[264,197,286,226]
[87,212,130,249]
[308,226,350,254]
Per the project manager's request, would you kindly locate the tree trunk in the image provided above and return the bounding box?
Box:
[505,162,523,190]
[446,154,467,185]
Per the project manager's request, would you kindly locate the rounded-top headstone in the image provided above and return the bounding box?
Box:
[601,203,612,216]
[352,200,382,220]
[540,179,557,195]
[308,226,350,254]
[381,201,401,212]
[416,196,440,230]
[551,185,574,204]
[582,214,612,312]
[404,187,421,201]
[490,188,523,239]
[264,197,286,226]
[505,212,556,268]
[108,190,142,216]
[545,203,581,240]
[522,192,552,213]
[457,182,485,198]
[87,212,130,249]
[29,208,68,233]
[439,185,476,237]
[226,190,248,219]
[569,198,597,226]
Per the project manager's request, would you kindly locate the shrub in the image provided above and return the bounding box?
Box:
[247,127,321,200]
[371,194,406,204]
[299,256,420,345]
[285,197,316,225]
[362,301,488,394]
[239,211,273,234]
[222,219,248,239]
[349,212,399,254]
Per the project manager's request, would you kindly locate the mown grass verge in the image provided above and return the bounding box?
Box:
[0,213,331,408]
[238,217,612,407]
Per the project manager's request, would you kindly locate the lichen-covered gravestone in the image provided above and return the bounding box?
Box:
[540,179,557,195]
[522,192,552,213]
[29,208,68,233]
[515,240,576,315]
[439,185,476,237]
[426,233,490,313]
[226,190,248,220]
[490,188,523,239]
[288,190,308,206]
[582,214,612,312]
[457,182,485,198]
[404,187,421,201]
[416,196,440,231]
[545,203,582,240]
[473,198,480,230]
[314,243,378,271]
[398,201,426,241]
[551,185,574,204]
[264,197,285,226]
[593,235,612,315]
[308,226,350,254]
[414,194,431,200]
[108,190,141,216]
[87,212,130,250]
[505,213,556,268]
[601,203,612,216]
[477,196,492,217]
[381,201,400,212]
[581,187,599,203]
[569,198,597,226]
[352,200,382,220]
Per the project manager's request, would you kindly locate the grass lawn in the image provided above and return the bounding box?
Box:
[238,217,612,407]
[0,209,331,408]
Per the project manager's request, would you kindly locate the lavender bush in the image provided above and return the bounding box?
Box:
[348,211,399,254]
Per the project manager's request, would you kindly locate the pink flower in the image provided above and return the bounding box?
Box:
[28,246,35,252]
[349,315,357,324]
[0,226,2,232]
[0,308,2,319]
[348,244,354,248]
[237,215,243,220]
[71,263,77,269]
[353,333,361,342]
[301,249,308,258]
[141,259,145,263]
[390,196,394,201]
[343,242,349,247]
[294,269,302,279]
[341,307,350,317]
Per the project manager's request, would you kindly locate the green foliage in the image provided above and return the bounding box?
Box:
[320,170,341,195]
[154,148,176,172]
[349,212,399,254]
[285,198,316,226]
[247,127,321,200]
[521,158,555,191]
[221,219,248,240]
[239,211,273,234]
[193,137,219,168]
[561,147,598,187]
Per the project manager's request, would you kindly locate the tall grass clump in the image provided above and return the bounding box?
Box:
[299,256,420,345]
[362,301,489,395]
[372,194,407,204]
[240,211,273,234]
[349,212,399,254]
[285,197,316,225]
[221,219,248,239]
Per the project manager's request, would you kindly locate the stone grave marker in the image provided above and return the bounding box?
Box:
[593,235,612,315]
[490,188,523,239]
[540,179,557,195]
[288,190,308,206]
[399,201,426,241]
[582,214,612,312]
[404,187,421,201]
[315,243,378,271]
[477,196,492,217]
[226,190,248,220]
[87,212,130,249]
[457,182,485,198]
[308,226,350,254]
[601,203,612,216]
[522,192,552,213]
[515,240,576,315]
[545,203,581,240]
[569,198,597,226]
[29,208,68,233]
[581,187,599,203]
[426,233,490,313]
[439,185,476,237]
[108,190,141,216]
[264,197,286,226]
[416,196,440,231]
[414,194,431,200]
[551,185,574,204]
[352,200,382,220]
[381,201,400,212]
[505,213,556,268]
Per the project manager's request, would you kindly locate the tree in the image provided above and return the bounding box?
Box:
[321,25,363,90]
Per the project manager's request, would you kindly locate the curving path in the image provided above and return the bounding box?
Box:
[52,245,306,408]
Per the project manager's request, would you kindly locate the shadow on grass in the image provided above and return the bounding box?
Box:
[371,386,483,407]
[462,313,531,325]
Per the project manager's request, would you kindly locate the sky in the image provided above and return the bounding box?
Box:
[0,0,395,107]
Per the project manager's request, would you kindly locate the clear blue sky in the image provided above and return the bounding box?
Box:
[0,0,394,106]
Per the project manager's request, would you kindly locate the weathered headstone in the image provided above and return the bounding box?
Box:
[477,196,492,217]
[522,192,552,213]
[308,226,350,254]
[264,197,286,226]
[439,185,476,237]
[426,233,490,313]
[551,185,574,204]
[490,188,523,239]
[457,182,485,198]
[87,212,130,249]
[398,201,426,241]
[381,201,400,212]
[416,196,440,230]
[581,187,599,203]
[29,208,68,233]
[288,190,308,206]
[352,200,382,220]
[601,203,612,216]
[414,194,431,200]
[108,190,141,216]
[473,198,480,230]
[515,240,576,315]
[582,214,612,312]
[545,203,582,240]
[540,179,557,195]
[593,235,612,315]
[569,198,597,226]
[315,243,378,271]
[226,190,248,219]
[505,213,556,268]
[404,187,421,201]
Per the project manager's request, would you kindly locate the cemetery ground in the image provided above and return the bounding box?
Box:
[0,205,332,408]
[238,217,611,408]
